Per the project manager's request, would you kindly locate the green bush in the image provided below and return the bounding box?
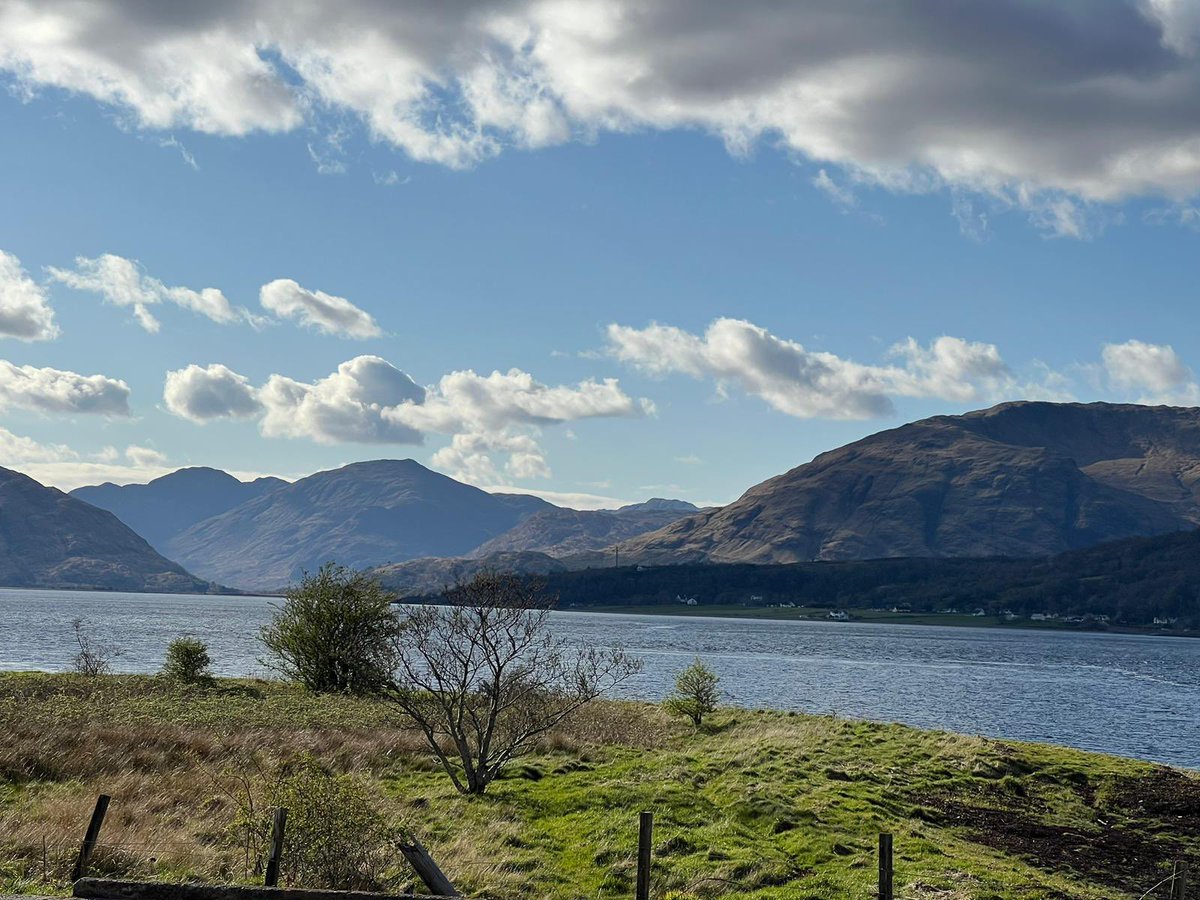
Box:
[160,637,212,684]
[666,658,721,727]
[278,757,395,890]
[260,563,398,694]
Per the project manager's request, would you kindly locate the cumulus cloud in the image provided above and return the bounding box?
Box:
[0,431,177,491]
[1101,339,1200,404]
[0,360,130,415]
[162,355,649,482]
[259,279,382,339]
[0,250,58,341]
[163,363,264,422]
[47,254,255,331]
[259,356,425,444]
[7,2,1200,226]
[607,318,1060,419]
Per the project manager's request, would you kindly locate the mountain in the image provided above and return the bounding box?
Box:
[0,466,215,592]
[165,459,556,591]
[528,529,1200,629]
[618,402,1200,564]
[71,467,287,553]
[467,500,700,559]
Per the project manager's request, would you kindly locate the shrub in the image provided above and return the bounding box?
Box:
[666,658,721,727]
[260,564,399,694]
[161,636,212,684]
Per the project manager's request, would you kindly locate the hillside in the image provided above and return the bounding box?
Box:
[468,500,700,558]
[513,529,1200,629]
[373,550,568,597]
[71,467,287,553]
[0,467,215,592]
[619,402,1200,564]
[165,459,555,591]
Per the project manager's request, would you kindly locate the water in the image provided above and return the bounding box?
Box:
[2,587,1198,769]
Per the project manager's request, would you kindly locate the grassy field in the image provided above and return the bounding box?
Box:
[1,672,1197,899]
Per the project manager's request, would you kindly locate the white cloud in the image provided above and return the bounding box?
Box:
[46,254,256,331]
[7,2,1200,225]
[259,279,382,339]
[0,429,174,491]
[1101,339,1200,404]
[0,360,130,415]
[0,250,58,341]
[163,355,649,483]
[607,318,1061,419]
[259,356,425,443]
[163,363,264,422]
[478,484,634,511]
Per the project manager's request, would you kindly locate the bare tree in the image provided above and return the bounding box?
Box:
[381,572,641,794]
[71,617,122,676]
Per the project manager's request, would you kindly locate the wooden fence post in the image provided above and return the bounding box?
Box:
[398,835,461,897]
[71,794,110,881]
[1172,860,1188,900]
[878,833,894,900]
[636,811,653,900]
[263,807,288,887]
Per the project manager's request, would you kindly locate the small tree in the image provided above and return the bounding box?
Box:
[382,572,642,795]
[161,636,213,683]
[260,564,399,694]
[70,617,122,677]
[666,658,721,727]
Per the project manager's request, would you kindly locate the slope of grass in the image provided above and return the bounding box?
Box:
[1,672,1196,899]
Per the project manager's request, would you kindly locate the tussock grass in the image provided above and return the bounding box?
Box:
[1,673,1195,899]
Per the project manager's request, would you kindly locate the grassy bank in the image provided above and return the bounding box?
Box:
[1,673,1197,899]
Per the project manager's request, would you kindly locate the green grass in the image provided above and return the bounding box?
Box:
[1,673,1196,899]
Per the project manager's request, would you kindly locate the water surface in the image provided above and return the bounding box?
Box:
[2,587,1197,768]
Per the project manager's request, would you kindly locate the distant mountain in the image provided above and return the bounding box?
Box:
[468,500,700,559]
[71,467,286,553]
[612,498,700,515]
[619,402,1200,564]
[0,466,215,592]
[165,459,556,591]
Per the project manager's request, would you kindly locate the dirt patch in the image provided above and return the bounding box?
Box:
[915,769,1200,896]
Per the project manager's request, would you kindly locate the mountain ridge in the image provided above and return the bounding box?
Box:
[0,466,216,592]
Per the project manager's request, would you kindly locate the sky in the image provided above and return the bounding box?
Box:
[1,1,1200,509]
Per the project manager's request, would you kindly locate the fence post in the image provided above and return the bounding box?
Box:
[1172,860,1189,900]
[398,835,461,897]
[878,833,894,900]
[264,807,288,887]
[71,794,110,881]
[636,811,653,900]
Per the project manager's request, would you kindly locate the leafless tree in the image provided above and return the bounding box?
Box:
[71,617,123,676]
[381,572,641,794]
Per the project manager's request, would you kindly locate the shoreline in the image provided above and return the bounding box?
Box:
[569,601,1200,638]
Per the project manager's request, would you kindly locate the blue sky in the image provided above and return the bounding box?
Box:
[2,1,1200,507]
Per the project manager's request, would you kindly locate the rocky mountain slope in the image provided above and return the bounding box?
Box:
[617,402,1200,564]
[468,499,700,558]
[165,459,556,591]
[71,467,286,553]
[0,467,215,592]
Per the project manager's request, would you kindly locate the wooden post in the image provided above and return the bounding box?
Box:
[1172,861,1189,900]
[399,835,461,897]
[878,833,894,900]
[263,807,287,887]
[71,794,110,882]
[636,811,653,900]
